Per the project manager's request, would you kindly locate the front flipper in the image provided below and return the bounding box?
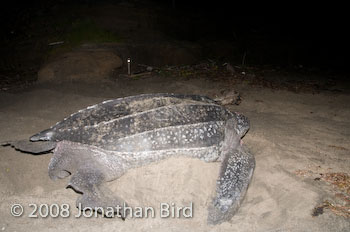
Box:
[208,118,255,224]
[2,140,56,154]
[69,167,128,219]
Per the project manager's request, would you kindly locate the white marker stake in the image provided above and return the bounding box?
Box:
[127,58,131,75]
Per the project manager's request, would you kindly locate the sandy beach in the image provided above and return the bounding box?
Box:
[0,75,349,232]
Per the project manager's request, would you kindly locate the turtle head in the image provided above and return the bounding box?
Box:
[231,113,250,138]
[30,129,55,141]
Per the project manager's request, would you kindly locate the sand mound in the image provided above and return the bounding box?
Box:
[38,49,122,83]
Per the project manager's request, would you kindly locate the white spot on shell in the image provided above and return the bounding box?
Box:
[87,104,98,109]
[102,99,113,104]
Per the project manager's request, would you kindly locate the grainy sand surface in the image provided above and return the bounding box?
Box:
[0,76,349,231]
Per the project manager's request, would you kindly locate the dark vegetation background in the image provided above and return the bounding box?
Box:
[0,0,348,88]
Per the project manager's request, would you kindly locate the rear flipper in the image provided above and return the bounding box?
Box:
[207,117,255,224]
[48,141,129,219]
[69,167,129,219]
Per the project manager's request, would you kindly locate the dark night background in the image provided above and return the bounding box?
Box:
[0,0,348,89]
[1,2,350,230]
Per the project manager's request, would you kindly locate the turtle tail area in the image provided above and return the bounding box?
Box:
[208,146,255,224]
[30,129,55,141]
[2,140,56,154]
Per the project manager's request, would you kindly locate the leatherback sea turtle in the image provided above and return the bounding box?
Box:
[3,93,255,224]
